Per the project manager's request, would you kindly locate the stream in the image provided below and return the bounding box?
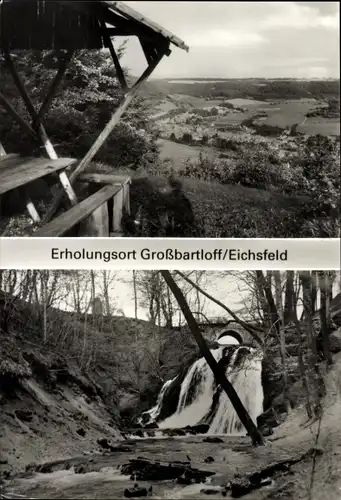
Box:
[1,434,281,500]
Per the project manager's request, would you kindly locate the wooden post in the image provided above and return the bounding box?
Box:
[0,92,38,139]
[100,20,128,91]
[112,186,124,233]
[43,53,165,224]
[0,142,6,157]
[123,180,131,215]
[70,56,163,182]
[3,49,78,207]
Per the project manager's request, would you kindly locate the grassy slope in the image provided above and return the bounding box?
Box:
[129,174,310,237]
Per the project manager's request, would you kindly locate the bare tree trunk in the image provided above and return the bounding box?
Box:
[102,270,111,316]
[318,271,333,367]
[274,271,291,413]
[256,271,279,335]
[299,271,325,418]
[161,270,265,446]
[90,271,96,303]
[133,271,138,320]
[283,271,295,325]
[311,271,318,315]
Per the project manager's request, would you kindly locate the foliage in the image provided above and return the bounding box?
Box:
[0,48,158,168]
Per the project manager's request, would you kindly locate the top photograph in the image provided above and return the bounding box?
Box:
[0,0,339,238]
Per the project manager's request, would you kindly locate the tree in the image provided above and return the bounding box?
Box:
[299,271,326,418]
[0,47,158,168]
[318,271,333,367]
[161,270,265,446]
[273,271,291,413]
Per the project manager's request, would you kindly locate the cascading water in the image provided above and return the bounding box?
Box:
[137,377,177,425]
[160,348,224,428]
[140,346,264,436]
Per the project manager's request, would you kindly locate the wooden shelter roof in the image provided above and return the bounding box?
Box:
[0,0,189,52]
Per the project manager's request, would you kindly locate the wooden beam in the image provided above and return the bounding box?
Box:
[100,20,128,91]
[104,1,189,52]
[0,157,76,195]
[23,187,41,223]
[73,58,161,177]
[0,92,38,139]
[3,49,78,206]
[78,173,131,185]
[123,181,131,216]
[0,139,41,222]
[33,50,74,129]
[0,142,6,157]
[34,185,122,237]
[42,53,164,224]
[112,186,124,232]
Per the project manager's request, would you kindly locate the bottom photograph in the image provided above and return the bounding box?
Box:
[0,270,341,500]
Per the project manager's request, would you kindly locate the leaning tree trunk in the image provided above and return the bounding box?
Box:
[161,270,265,446]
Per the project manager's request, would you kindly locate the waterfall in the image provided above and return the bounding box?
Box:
[138,377,177,425]
[159,348,224,428]
[141,346,264,436]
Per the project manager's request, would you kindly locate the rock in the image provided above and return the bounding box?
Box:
[329,327,341,353]
[124,486,148,498]
[74,464,89,474]
[76,428,86,437]
[163,428,186,437]
[200,488,220,495]
[203,437,224,443]
[97,438,110,449]
[230,477,253,497]
[15,409,33,422]
[144,422,158,429]
[257,407,282,430]
[184,424,209,434]
[204,456,215,463]
[259,426,273,437]
[121,458,215,483]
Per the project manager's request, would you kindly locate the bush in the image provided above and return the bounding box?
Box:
[0,49,158,169]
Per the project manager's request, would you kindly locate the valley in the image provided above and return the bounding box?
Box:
[1,271,341,499]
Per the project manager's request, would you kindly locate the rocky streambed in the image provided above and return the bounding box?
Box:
[0,430,324,500]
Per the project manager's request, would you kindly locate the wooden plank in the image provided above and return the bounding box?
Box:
[34,184,122,237]
[0,153,20,162]
[112,186,124,233]
[0,157,76,195]
[0,155,23,171]
[78,173,131,185]
[123,182,131,216]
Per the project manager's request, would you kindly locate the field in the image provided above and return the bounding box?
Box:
[157,138,216,165]
[148,78,340,137]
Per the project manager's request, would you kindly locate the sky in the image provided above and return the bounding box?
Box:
[113,271,247,322]
[121,1,340,79]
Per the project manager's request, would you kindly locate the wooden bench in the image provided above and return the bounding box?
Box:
[0,156,76,195]
[33,182,129,237]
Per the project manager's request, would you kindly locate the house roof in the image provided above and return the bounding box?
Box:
[0,0,189,52]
